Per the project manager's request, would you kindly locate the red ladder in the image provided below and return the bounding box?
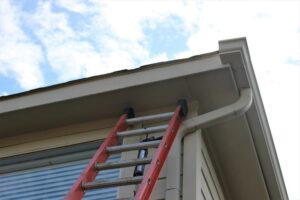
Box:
[65,100,188,200]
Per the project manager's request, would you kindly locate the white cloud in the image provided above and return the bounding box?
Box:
[89,0,201,42]
[180,1,300,59]
[32,2,75,45]
[30,1,148,81]
[142,53,169,66]
[29,0,202,81]
[47,41,101,79]
[0,0,44,90]
[30,2,97,80]
[85,0,202,69]
[0,92,8,96]
[55,0,89,13]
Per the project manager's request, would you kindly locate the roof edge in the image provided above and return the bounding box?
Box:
[0,51,218,101]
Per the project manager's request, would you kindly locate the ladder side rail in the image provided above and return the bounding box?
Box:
[134,106,183,200]
[64,114,129,200]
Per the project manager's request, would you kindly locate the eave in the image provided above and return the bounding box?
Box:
[0,38,287,200]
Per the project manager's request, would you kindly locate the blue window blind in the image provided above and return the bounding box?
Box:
[0,145,120,200]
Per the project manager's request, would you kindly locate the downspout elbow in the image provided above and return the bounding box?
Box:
[180,88,253,137]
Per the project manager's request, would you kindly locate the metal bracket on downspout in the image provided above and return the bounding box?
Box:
[166,88,253,200]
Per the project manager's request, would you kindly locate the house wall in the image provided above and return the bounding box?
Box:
[0,102,225,200]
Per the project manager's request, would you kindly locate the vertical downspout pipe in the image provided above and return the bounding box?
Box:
[166,88,253,200]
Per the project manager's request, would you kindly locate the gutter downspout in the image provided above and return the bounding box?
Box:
[181,88,253,134]
[166,88,253,200]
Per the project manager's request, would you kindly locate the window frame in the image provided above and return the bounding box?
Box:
[0,140,102,175]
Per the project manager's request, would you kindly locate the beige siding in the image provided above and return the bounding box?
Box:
[0,117,118,158]
[200,136,225,200]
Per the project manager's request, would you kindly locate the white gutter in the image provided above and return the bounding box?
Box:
[166,88,253,200]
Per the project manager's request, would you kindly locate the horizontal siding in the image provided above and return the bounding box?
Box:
[201,169,213,200]
[201,138,225,200]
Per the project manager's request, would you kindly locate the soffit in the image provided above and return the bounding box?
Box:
[0,53,231,136]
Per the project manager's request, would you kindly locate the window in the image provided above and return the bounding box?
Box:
[0,141,120,200]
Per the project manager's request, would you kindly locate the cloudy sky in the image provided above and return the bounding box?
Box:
[0,0,299,199]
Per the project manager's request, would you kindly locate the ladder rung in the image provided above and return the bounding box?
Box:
[82,176,143,190]
[106,140,161,154]
[126,112,174,125]
[95,158,152,170]
[117,125,168,137]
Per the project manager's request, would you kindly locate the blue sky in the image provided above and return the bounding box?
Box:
[0,0,299,199]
